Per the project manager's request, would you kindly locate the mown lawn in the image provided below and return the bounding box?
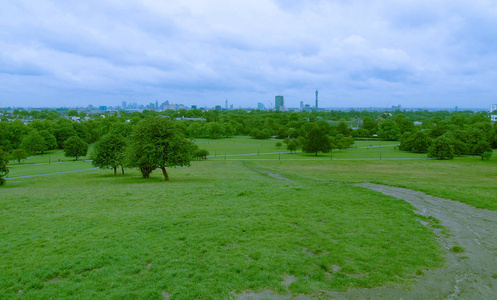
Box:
[1,160,443,299]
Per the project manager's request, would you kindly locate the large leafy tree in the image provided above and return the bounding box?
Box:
[91,133,126,175]
[126,117,195,181]
[63,136,88,161]
[302,128,331,156]
[0,148,9,185]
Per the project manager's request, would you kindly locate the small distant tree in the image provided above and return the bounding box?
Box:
[428,135,454,160]
[287,140,298,153]
[91,133,126,175]
[0,149,9,185]
[11,149,27,164]
[275,141,282,149]
[63,136,88,161]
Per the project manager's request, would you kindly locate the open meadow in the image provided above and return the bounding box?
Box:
[1,137,496,299]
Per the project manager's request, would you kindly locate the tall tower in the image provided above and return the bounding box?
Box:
[275,96,284,111]
[225,99,228,110]
[315,90,318,109]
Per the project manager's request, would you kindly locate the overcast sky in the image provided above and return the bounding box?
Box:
[1,0,497,109]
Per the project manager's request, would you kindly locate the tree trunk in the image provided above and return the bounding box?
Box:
[121,166,125,175]
[114,166,117,176]
[160,166,170,181]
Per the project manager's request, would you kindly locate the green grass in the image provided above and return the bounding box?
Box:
[1,161,443,299]
[259,157,497,210]
[2,136,494,298]
[9,149,91,166]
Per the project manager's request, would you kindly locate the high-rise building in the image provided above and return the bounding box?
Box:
[122,101,127,109]
[257,102,265,110]
[275,96,284,111]
[225,99,228,110]
[491,104,497,112]
[300,101,304,109]
[315,90,318,109]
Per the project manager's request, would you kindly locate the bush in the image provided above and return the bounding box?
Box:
[194,149,209,160]
[481,151,492,160]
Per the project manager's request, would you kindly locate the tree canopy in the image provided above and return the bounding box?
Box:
[0,148,9,185]
[63,136,88,161]
[126,117,195,180]
[302,128,331,156]
[91,133,126,175]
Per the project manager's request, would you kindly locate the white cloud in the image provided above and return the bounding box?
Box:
[0,0,496,108]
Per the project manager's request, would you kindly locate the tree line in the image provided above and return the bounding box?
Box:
[1,109,496,184]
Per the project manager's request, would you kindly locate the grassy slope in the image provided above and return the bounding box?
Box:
[1,161,442,299]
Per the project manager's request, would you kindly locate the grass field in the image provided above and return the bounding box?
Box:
[1,136,494,298]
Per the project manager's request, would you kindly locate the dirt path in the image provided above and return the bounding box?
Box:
[237,183,497,299]
[344,183,497,299]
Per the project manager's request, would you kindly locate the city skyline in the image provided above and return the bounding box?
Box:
[1,1,497,109]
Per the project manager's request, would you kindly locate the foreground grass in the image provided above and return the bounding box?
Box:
[1,161,442,299]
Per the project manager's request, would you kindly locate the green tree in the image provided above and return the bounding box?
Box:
[38,130,57,153]
[207,122,224,139]
[275,141,282,149]
[126,118,195,180]
[91,133,126,175]
[362,117,377,132]
[428,135,454,160]
[481,151,492,160]
[21,130,45,156]
[472,140,492,158]
[337,121,350,135]
[302,128,331,156]
[11,149,27,164]
[63,136,88,161]
[410,131,431,153]
[286,140,298,153]
[193,149,209,160]
[378,119,401,141]
[0,148,9,185]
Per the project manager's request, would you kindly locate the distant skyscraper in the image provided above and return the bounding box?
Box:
[122,101,127,109]
[156,100,159,109]
[491,104,497,112]
[257,102,265,110]
[225,99,228,110]
[275,96,284,111]
[315,90,318,109]
[300,101,304,109]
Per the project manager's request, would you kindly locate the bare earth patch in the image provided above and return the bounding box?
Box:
[236,183,497,299]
